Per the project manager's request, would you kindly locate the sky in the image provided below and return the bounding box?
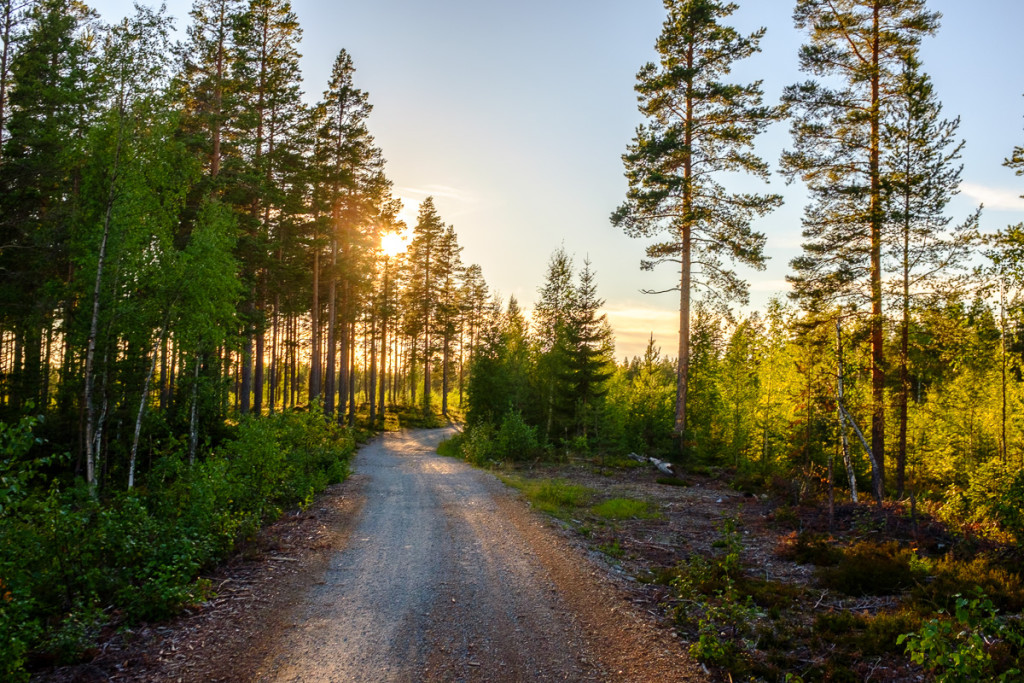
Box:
[87,0,1024,359]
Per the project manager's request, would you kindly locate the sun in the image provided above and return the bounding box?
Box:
[381,232,406,257]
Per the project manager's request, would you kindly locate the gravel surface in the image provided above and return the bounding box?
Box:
[252,428,700,682]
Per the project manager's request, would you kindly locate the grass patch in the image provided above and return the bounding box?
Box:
[499,476,594,517]
[596,539,626,558]
[656,476,688,486]
[436,432,464,458]
[591,497,660,520]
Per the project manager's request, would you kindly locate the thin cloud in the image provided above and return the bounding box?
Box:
[960,182,1024,211]
[397,185,481,204]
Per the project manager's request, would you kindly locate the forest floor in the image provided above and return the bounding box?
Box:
[32,429,703,682]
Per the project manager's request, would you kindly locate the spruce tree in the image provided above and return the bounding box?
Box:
[783,0,940,501]
[613,0,780,454]
[534,247,577,439]
[562,259,615,440]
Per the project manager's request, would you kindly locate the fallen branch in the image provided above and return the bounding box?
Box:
[627,452,677,477]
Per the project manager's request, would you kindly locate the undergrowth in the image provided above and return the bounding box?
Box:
[0,406,354,680]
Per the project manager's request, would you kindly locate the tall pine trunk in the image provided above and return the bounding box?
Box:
[868,3,886,502]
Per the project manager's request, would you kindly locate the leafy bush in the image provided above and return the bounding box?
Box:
[912,555,1024,613]
[671,517,757,671]
[899,591,1024,682]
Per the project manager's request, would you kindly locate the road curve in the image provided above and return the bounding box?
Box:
[251,427,699,682]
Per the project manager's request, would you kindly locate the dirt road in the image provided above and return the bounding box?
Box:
[251,428,699,682]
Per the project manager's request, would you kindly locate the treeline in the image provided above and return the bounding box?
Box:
[0,0,492,676]
[0,0,492,492]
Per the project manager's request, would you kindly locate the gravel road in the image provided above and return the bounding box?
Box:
[251,428,699,682]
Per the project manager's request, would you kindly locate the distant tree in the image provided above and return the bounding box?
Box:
[613,0,780,454]
[466,296,533,426]
[782,0,939,501]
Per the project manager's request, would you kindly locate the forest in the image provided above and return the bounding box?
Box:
[1,0,1023,680]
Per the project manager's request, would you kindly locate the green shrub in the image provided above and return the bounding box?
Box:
[817,541,915,596]
[778,532,842,566]
[913,555,1024,613]
[494,409,539,461]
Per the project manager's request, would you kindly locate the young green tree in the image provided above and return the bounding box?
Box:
[534,247,577,440]
[782,0,939,501]
[77,4,183,490]
[561,259,615,441]
[612,0,780,454]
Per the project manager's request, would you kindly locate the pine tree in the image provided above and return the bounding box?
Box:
[231,0,303,414]
[613,0,780,454]
[314,49,378,418]
[0,0,96,411]
[405,196,445,413]
[884,53,977,495]
[0,0,30,156]
[433,225,463,417]
[783,0,940,501]
[179,0,243,179]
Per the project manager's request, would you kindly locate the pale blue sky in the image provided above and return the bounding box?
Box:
[89,0,1024,357]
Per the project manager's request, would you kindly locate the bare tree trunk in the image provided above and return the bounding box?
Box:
[189,354,201,465]
[310,246,321,403]
[253,324,264,415]
[868,2,886,502]
[326,239,338,413]
[369,312,378,424]
[347,320,356,427]
[836,319,859,503]
[129,326,166,488]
